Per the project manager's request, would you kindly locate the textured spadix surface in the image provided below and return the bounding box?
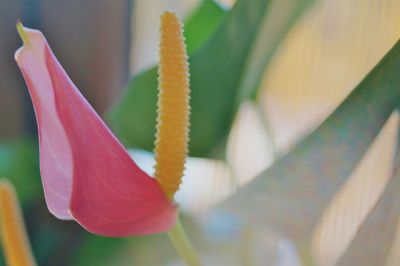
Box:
[15,25,176,236]
[154,12,190,199]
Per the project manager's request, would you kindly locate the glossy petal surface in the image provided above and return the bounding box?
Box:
[15,26,177,236]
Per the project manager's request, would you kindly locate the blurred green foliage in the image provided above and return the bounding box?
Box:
[0,138,40,203]
[107,0,315,157]
[184,0,226,54]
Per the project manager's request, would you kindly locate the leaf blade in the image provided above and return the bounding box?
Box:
[223,40,400,242]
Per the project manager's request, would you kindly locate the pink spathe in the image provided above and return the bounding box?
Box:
[15,26,177,236]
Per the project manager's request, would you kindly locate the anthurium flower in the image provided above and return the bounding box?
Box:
[14,19,183,236]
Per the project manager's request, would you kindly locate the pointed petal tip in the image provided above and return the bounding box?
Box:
[16,21,29,45]
[14,24,45,62]
[14,21,26,61]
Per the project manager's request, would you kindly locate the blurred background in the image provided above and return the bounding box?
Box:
[0,0,400,265]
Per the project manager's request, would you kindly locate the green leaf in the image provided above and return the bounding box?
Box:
[0,138,41,204]
[72,233,175,266]
[184,0,226,54]
[223,41,400,242]
[71,235,128,266]
[107,0,315,157]
[336,164,400,266]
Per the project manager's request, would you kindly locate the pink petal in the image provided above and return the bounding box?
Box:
[15,26,177,236]
[15,29,73,219]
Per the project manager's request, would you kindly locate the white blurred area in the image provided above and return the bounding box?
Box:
[130,100,274,213]
[130,0,235,74]
[130,149,234,212]
[130,0,198,74]
[227,102,275,186]
[129,0,400,265]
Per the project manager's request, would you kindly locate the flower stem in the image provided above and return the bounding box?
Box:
[167,217,202,266]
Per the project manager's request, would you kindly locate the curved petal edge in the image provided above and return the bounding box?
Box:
[15,25,177,236]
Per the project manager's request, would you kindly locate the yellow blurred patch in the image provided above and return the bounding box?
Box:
[0,180,35,266]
